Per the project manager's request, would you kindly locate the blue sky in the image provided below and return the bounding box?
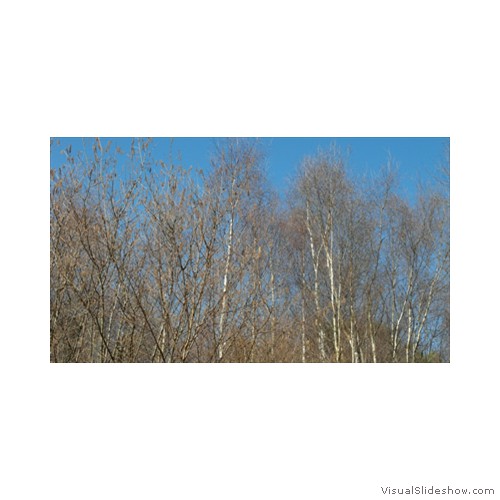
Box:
[51,137,449,201]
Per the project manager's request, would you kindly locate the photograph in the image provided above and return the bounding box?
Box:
[50,137,449,363]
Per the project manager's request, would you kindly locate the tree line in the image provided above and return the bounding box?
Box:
[50,138,449,362]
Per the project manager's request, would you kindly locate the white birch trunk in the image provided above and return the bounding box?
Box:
[306,202,326,361]
[218,213,233,361]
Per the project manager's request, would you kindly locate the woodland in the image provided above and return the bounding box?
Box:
[50,138,450,362]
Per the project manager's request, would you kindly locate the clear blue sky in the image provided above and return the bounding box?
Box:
[51,137,449,201]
